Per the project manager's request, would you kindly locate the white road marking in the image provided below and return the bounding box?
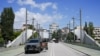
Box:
[16,43,87,56]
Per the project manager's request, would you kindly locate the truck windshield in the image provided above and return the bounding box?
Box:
[28,40,39,43]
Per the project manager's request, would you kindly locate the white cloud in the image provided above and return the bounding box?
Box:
[52,4,57,10]
[17,0,57,11]
[39,2,52,11]
[14,8,63,29]
[8,0,14,3]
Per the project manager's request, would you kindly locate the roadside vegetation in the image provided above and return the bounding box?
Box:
[0,7,22,46]
[52,29,62,41]
[84,22,95,38]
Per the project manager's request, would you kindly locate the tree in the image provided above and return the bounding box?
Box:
[1,7,15,44]
[28,25,35,30]
[56,29,62,40]
[51,29,62,41]
[88,22,94,38]
[67,32,77,42]
[84,22,88,33]
[0,34,4,45]
[52,31,57,39]
[33,32,38,38]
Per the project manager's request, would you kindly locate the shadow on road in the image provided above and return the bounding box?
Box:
[25,51,41,54]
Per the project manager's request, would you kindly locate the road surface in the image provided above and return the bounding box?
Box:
[17,42,87,56]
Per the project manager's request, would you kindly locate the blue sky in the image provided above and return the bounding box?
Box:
[0,0,100,29]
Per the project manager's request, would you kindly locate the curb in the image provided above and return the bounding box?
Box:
[62,43,91,56]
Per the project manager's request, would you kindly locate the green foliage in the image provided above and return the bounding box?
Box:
[67,32,77,42]
[28,25,35,30]
[33,32,38,38]
[30,32,38,39]
[57,29,62,39]
[84,22,88,33]
[0,7,15,42]
[13,31,21,37]
[52,29,62,40]
[84,22,94,38]
[88,22,94,38]
[0,34,4,44]
[52,31,57,39]
[62,34,67,40]
[12,31,21,40]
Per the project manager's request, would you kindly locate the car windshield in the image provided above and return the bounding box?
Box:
[28,40,39,43]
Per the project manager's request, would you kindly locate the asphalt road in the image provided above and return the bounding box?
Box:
[17,42,87,56]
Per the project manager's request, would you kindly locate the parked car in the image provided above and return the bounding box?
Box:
[24,39,42,53]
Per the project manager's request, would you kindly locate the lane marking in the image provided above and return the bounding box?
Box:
[50,43,55,56]
[50,43,53,56]
[52,43,55,56]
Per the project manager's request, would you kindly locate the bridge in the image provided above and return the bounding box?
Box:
[0,28,100,56]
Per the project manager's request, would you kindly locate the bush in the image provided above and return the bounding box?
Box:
[14,31,21,37]
[0,37,4,44]
[67,32,77,42]
[9,31,21,41]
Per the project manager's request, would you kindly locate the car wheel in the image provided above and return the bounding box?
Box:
[25,50,28,54]
[38,48,41,53]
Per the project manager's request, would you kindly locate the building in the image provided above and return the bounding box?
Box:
[21,24,31,30]
[49,23,59,33]
[49,23,59,38]
[39,29,49,39]
[93,27,100,40]
[61,27,69,35]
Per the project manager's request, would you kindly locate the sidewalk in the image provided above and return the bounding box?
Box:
[0,46,24,56]
[63,43,100,56]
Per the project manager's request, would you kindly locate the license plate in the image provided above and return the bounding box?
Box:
[29,48,33,50]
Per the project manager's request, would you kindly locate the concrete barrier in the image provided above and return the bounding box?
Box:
[74,28,100,47]
[6,29,32,47]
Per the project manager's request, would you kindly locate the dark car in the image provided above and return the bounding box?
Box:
[24,39,42,53]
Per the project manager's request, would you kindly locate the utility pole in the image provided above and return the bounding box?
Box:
[80,9,82,43]
[25,8,27,43]
[36,23,39,38]
[72,17,75,42]
[67,24,69,33]
[66,23,69,41]
[69,21,70,33]
[69,21,71,42]
[32,18,35,38]
[38,24,40,38]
